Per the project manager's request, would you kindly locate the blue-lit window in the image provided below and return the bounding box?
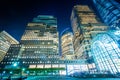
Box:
[105,3,112,8]
[113,9,120,15]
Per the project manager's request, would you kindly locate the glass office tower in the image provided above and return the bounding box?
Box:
[93,0,120,30]
[0,31,19,62]
[71,5,108,59]
[20,15,59,68]
[91,30,120,74]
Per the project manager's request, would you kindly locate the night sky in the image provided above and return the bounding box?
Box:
[0,0,119,41]
[0,0,92,41]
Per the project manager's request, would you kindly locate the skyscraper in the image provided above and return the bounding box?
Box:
[71,5,108,59]
[92,0,120,74]
[0,31,19,62]
[20,15,59,68]
[93,0,120,30]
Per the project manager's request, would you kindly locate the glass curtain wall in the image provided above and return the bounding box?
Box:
[91,31,120,74]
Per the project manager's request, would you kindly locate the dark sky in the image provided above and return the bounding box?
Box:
[2,0,120,41]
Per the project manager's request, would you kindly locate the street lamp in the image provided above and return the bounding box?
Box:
[10,71,12,74]
[13,63,17,67]
[22,68,25,71]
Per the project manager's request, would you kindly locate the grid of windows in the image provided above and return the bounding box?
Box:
[0,31,18,62]
[61,32,74,60]
[93,0,120,29]
[19,15,59,68]
[92,32,120,74]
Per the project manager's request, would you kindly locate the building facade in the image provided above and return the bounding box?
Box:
[0,31,19,62]
[71,5,108,59]
[93,0,120,30]
[61,28,74,60]
[20,15,59,68]
[91,30,120,74]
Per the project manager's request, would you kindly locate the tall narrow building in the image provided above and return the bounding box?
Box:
[71,5,108,59]
[93,0,120,30]
[61,28,74,60]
